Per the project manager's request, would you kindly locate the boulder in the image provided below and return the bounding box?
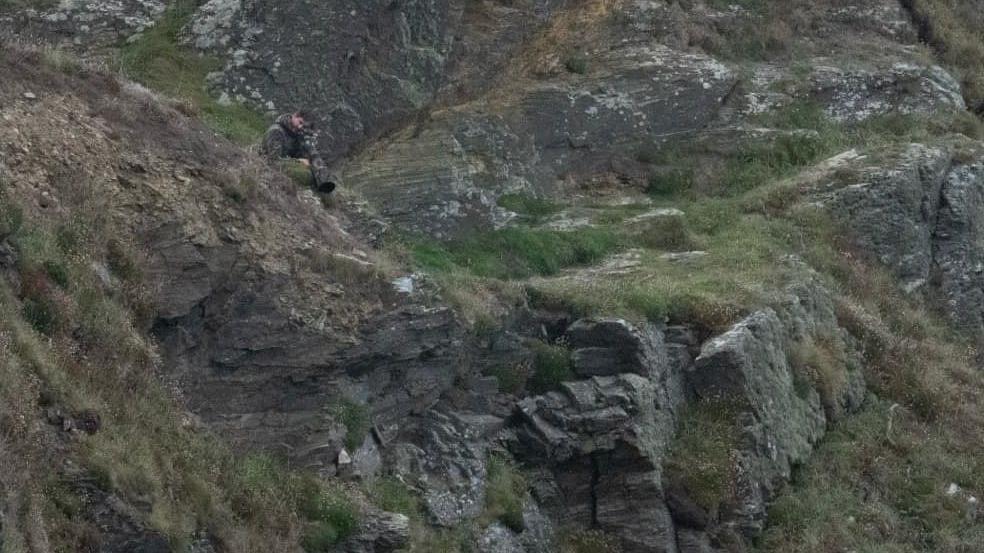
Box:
[691,310,826,535]
[565,318,667,379]
[389,410,504,527]
[338,508,410,553]
[0,0,167,54]
[819,144,951,293]
[512,375,679,553]
[819,144,984,336]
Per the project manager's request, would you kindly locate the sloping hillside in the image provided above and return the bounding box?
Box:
[1,1,984,553]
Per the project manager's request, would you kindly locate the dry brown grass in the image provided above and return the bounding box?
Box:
[907,0,984,113]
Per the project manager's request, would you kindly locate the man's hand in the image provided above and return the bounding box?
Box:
[298,158,311,167]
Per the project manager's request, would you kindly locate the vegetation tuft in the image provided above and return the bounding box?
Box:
[527,341,574,394]
[555,528,624,553]
[483,454,527,533]
[413,227,624,280]
[329,398,372,451]
[907,0,984,113]
[664,400,741,512]
[497,193,562,222]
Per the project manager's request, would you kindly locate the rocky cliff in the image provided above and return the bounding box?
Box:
[1,1,983,552]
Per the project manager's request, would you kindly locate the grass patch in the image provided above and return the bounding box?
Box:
[646,168,694,197]
[230,454,361,551]
[329,398,372,451]
[528,207,788,329]
[555,528,624,553]
[486,362,530,395]
[412,227,624,280]
[119,0,266,144]
[787,332,852,417]
[629,213,695,251]
[496,193,562,222]
[759,399,984,553]
[564,54,588,74]
[527,341,574,394]
[664,400,741,512]
[908,0,984,113]
[369,476,420,518]
[483,454,527,533]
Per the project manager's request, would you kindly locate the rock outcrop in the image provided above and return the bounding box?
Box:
[506,273,864,551]
[0,0,166,53]
[343,36,735,238]
[816,142,984,336]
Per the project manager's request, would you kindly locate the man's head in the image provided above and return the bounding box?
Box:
[288,110,311,133]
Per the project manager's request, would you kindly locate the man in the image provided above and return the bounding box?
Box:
[260,110,338,194]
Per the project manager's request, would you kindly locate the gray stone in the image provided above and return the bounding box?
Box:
[512,375,680,553]
[818,144,951,294]
[692,310,826,535]
[0,0,167,54]
[566,318,667,379]
[388,410,504,527]
[811,63,966,122]
[930,160,984,335]
[478,523,524,553]
[338,508,410,553]
[343,40,734,238]
[819,144,984,337]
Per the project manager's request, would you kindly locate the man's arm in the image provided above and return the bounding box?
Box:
[259,128,287,161]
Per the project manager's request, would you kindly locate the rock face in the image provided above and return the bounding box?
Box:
[0,56,469,475]
[692,310,825,537]
[810,63,966,122]
[186,0,463,162]
[0,0,166,53]
[513,373,679,553]
[343,41,734,238]
[338,508,411,553]
[817,143,984,336]
[389,409,505,527]
[507,275,864,551]
[566,318,669,379]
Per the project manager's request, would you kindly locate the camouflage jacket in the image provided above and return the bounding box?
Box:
[259,114,320,162]
[259,114,338,190]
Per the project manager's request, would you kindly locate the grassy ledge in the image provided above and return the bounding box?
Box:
[119,0,267,145]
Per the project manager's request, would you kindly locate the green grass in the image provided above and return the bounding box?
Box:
[564,54,588,75]
[230,454,361,551]
[496,193,562,222]
[555,529,624,553]
[412,227,624,280]
[758,399,984,553]
[527,342,574,394]
[483,454,527,533]
[528,207,789,329]
[486,362,530,395]
[664,400,741,512]
[119,0,266,145]
[369,476,420,517]
[787,332,852,417]
[329,398,372,451]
